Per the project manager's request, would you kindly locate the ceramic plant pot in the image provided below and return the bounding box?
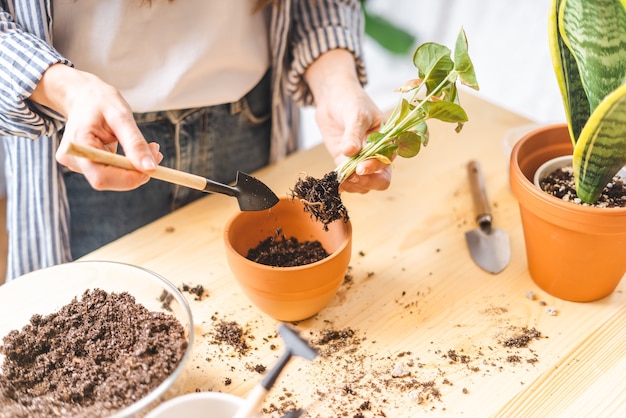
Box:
[509,123,626,302]
[223,197,352,321]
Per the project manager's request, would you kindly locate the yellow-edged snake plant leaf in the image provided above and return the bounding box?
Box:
[551,0,626,204]
[573,84,626,203]
[549,0,589,144]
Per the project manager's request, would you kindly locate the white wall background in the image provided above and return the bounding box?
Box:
[300,0,566,149]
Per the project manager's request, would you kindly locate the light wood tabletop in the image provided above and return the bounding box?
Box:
[7,92,626,417]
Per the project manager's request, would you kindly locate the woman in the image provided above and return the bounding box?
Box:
[0,0,390,281]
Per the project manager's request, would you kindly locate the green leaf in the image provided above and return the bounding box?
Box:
[395,131,422,158]
[413,43,454,94]
[414,122,429,147]
[384,98,413,133]
[551,0,626,146]
[422,100,468,123]
[549,0,589,145]
[453,28,479,90]
[573,83,626,203]
[366,132,386,144]
[559,0,626,115]
[374,143,398,161]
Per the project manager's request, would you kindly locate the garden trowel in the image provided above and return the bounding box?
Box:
[67,143,279,211]
[465,160,510,274]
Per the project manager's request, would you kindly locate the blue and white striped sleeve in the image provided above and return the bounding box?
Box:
[0,8,70,138]
[287,0,367,106]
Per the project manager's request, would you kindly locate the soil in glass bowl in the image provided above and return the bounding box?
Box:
[0,289,188,418]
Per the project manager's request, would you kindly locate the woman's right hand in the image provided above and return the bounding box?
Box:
[30,63,162,191]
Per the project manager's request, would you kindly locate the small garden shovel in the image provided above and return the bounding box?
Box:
[465,160,510,274]
[67,143,279,211]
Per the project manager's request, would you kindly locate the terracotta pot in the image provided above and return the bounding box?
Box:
[509,123,626,302]
[223,197,352,321]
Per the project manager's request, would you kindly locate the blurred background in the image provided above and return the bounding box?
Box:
[300,0,565,148]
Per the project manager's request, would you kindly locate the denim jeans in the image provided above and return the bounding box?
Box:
[64,71,272,259]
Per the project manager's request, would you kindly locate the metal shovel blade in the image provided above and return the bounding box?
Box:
[465,227,510,274]
[465,160,511,274]
[222,171,280,211]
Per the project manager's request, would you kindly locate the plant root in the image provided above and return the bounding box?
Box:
[290,171,349,230]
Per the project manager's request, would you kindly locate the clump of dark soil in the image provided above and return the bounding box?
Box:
[312,327,360,357]
[0,289,187,418]
[290,171,349,230]
[210,320,251,356]
[539,166,626,208]
[246,228,329,267]
[500,326,542,348]
[180,283,207,301]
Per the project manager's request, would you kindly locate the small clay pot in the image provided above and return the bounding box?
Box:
[534,154,626,188]
[510,124,626,302]
[224,197,352,321]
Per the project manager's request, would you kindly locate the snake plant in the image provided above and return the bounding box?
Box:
[550,0,626,203]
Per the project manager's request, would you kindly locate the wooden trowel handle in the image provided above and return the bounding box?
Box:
[467,160,492,225]
[67,142,207,191]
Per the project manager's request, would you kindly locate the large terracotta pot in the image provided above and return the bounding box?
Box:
[224,197,352,321]
[509,123,626,302]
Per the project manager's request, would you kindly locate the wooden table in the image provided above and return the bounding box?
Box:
[9,93,626,416]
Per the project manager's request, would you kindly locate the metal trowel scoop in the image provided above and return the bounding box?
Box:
[233,324,317,418]
[67,143,279,211]
[465,160,511,274]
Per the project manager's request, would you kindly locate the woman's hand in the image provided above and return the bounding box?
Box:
[305,49,391,193]
[30,64,162,191]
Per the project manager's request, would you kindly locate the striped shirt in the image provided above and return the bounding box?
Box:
[0,0,366,281]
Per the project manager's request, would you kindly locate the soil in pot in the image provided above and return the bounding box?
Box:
[246,228,329,267]
[247,171,348,268]
[539,166,626,208]
[0,289,188,418]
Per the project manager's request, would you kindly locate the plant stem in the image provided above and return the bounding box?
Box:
[334,73,457,183]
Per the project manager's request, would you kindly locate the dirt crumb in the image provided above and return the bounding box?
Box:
[210,320,251,355]
[180,283,207,301]
[501,327,542,348]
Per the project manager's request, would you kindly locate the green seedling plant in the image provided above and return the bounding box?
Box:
[291,28,478,228]
[335,28,479,184]
[550,0,626,204]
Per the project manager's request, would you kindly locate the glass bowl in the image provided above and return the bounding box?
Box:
[0,260,194,417]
